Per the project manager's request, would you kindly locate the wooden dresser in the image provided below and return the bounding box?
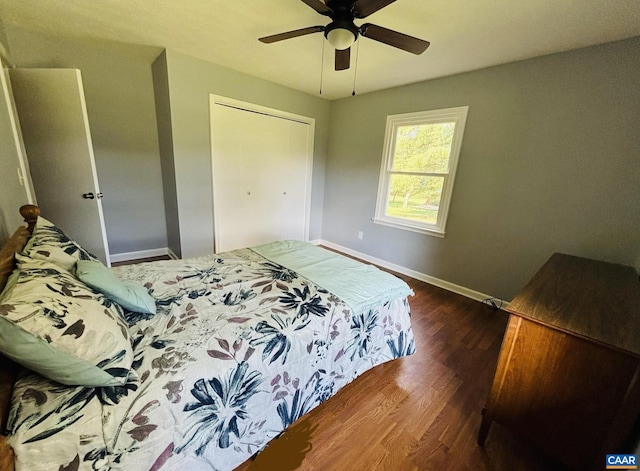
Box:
[478,253,640,470]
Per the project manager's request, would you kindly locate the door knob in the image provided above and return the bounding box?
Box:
[96,192,104,199]
[82,193,95,199]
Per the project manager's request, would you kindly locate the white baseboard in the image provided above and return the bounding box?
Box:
[110,247,176,263]
[317,239,509,309]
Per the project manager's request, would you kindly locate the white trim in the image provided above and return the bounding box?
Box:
[372,217,445,237]
[110,247,176,263]
[374,106,469,237]
[75,69,112,267]
[167,248,179,260]
[317,239,509,309]
[1,64,34,204]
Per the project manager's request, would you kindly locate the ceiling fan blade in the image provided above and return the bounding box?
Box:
[352,0,397,19]
[300,0,333,16]
[359,23,430,54]
[335,47,351,71]
[259,26,324,44]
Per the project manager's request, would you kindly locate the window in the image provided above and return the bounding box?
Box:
[374,106,469,237]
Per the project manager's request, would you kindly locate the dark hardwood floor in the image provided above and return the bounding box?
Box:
[111,255,172,267]
[235,273,565,471]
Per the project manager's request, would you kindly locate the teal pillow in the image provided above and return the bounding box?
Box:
[76,260,156,315]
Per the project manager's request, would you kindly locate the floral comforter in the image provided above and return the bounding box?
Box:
[7,246,415,471]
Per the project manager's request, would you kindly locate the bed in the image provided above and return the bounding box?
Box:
[0,205,415,471]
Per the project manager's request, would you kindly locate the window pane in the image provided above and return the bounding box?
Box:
[392,123,455,173]
[386,174,444,225]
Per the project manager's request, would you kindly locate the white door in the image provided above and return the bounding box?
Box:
[211,99,313,253]
[10,68,111,265]
[0,61,35,237]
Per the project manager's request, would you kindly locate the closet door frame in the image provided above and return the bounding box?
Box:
[209,95,315,253]
[1,60,35,205]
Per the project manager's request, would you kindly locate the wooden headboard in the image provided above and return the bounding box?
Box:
[0,206,38,291]
[0,205,39,471]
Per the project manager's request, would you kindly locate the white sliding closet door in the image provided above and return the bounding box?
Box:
[211,99,313,253]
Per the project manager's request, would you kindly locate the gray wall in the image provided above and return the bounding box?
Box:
[151,51,181,257]
[4,25,168,255]
[322,37,640,300]
[0,20,9,58]
[159,49,330,258]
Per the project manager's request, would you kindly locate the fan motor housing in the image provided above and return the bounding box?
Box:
[325,0,357,10]
[323,0,359,48]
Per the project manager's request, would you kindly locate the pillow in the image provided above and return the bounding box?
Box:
[0,258,133,387]
[76,260,156,315]
[21,216,98,272]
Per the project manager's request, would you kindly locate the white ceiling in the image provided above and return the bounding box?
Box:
[2,0,640,100]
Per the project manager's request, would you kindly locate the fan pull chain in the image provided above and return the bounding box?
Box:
[352,39,360,96]
[319,37,325,95]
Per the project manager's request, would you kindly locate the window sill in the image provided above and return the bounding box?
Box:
[372,217,446,238]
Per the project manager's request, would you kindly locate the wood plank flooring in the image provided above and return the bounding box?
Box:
[235,273,566,471]
[111,255,172,267]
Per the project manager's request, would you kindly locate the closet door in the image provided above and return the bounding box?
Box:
[211,100,313,253]
[10,69,111,265]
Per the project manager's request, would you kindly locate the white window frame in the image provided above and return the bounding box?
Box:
[373,106,469,237]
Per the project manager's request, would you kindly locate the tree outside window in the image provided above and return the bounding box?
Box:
[374,107,469,237]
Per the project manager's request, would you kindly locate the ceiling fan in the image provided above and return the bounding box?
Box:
[259,0,430,71]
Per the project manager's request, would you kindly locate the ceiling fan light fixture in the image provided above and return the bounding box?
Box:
[259,0,431,73]
[325,25,357,50]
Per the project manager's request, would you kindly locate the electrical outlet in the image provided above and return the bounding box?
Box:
[357,231,363,240]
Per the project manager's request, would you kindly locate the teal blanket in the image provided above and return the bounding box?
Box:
[251,240,413,315]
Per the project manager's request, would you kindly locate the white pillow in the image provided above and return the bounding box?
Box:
[21,217,98,271]
[0,258,133,386]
